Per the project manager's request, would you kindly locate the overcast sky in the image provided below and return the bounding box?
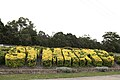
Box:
[0,0,120,42]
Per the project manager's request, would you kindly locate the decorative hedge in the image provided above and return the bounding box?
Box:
[57,55,64,67]
[2,46,115,67]
[91,55,103,67]
[42,48,52,67]
[115,56,120,65]
[101,56,114,67]
[53,48,64,67]
[52,48,57,66]
[5,53,26,67]
[85,55,92,66]
[4,46,38,67]
[69,51,79,67]
[0,51,6,65]
[74,49,87,67]
[26,47,37,67]
[62,49,71,67]
[5,46,26,67]
[81,49,103,66]
[95,49,114,67]
[0,47,10,65]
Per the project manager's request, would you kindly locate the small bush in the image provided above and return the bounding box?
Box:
[42,48,52,67]
[71,57,79,67]
[57,56,64,67]
[56,67,74,73]
[91,55,103,67]
[85,56,92,66]
[26,47,37,67]
[0,51,6,65]
[64,57,71,67]
[5,53,25,67]
[79,58,86,67]
[96,67,108,72]
[115,56,120,64]
[42,59,52,67]
[101,56,114,67]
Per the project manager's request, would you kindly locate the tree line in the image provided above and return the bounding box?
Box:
[0,17,120,53]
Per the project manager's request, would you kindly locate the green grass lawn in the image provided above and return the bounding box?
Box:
[1,71,120,80]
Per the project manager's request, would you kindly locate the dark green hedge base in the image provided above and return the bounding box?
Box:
[115,56,120,64]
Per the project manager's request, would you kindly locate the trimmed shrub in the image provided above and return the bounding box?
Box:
[2,46,114,68]
[95,49,114,67]
[79,57,86,67]
[52,48,58,66]
[26,47,37,67]
[53,48,64,67]
[115,56,120,64]
[64,56,71,67]
[42,48,52,67]
[71,57,79,67]
[57,55,64,67]
[69,51,79,67]
[52,56,57,66]
[85,55,92,66]
[0,47,10,65]
[0,51,6,65]
[5,53,25,67]
[101,56,114,67]
[42,59,52,67]
[62,49,71,67]
[91,55,103,67]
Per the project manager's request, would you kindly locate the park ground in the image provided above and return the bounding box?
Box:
[34,75,120,80]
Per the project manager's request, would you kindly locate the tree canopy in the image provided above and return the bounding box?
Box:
[0,17,120,53]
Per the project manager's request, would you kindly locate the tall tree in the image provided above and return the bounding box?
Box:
[51,32,66,47]
[37,31,50,46]
[65,33,79,47]
[5,17,37,45]
[102,32,120,52]
[0,19,4,44]
[17,17,37,45]
[78,35,102,49]
[4,20,19,44]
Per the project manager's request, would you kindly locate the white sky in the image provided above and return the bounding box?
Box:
[0,0,120,42]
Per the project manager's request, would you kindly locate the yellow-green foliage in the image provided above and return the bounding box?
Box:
[94,49,114,67]
[85,56,92,66]
[69,51,79,67]
[73,49,86,66]
[4,46,115,67]
[91,55,103,66]
[0,47,9,65]
[62,49,71,67]
[5,46,38,67]
[52,48,58,66]
[101,56,114,67]
[5,48,26,67]
[81,49,103,66]
[26,46,37,67]
[115,56,120,64]
[42,48,52,67]
[53,48,64,66]
[5,46,26,67]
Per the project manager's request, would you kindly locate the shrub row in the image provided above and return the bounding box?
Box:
[5,46,37,67]
[0,46,116,67]
[42,48,114,67]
